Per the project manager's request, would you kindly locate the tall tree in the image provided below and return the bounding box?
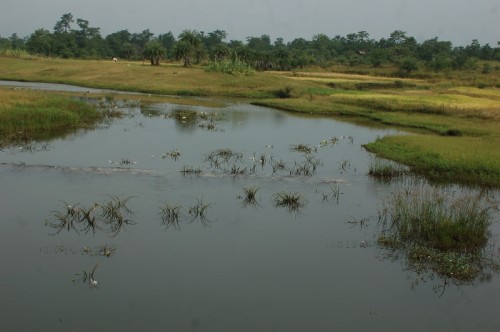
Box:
[53,13,74,33]
[26,29,52,56]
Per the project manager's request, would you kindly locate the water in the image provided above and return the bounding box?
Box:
[0,85,499,331]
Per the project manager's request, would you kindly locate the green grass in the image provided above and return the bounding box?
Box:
[364,135,500,187]
[0,87,103,145]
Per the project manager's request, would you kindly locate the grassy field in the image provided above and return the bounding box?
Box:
[1,56,499,186]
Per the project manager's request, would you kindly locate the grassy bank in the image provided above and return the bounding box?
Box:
[0,87,103,144]
[1,56,499,186]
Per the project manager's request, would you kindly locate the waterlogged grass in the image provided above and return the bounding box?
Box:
[368,157,408,180]
[0,87,102,142]
[377,182,500,283]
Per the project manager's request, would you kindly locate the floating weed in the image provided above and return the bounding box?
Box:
[162,149,181,161]
[159,202,182,230]
[238,186,262,207]
[180,165,202,175]
[170,109,198,123]
[272,191,308,213]
[119,158,136,167]
[290,143,315,154]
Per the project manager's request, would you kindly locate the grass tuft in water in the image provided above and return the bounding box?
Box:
[272,191,308,213]
[377,182,499,283]
[238,186,261,207]
[368,157,407,180]
[188,197,212,227]
[159,202,182,230]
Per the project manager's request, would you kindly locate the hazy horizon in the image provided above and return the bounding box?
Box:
[2,0,499,46]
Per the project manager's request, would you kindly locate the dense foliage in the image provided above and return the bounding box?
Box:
[1,12,499,72]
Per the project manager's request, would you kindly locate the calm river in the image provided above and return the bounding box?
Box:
[0,82,499,331]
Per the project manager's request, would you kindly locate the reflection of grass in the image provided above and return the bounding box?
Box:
[378,182,499,283]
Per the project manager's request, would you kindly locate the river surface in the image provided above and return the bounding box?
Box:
[0,82,499,331]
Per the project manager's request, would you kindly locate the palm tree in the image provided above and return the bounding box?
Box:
[143,40,166,65]
[177,29,203,66]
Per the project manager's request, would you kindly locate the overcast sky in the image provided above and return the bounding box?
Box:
[2,0,499,46]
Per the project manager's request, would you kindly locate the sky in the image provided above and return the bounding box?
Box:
[2,0,499,46]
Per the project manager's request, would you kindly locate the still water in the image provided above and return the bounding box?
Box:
[0,86,499,331]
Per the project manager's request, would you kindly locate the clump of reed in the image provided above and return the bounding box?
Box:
[272,191,308,213]
[377,183,499,283]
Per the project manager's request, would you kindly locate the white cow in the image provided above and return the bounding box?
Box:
[112,57,118,63]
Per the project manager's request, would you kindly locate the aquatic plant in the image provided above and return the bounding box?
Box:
[45,196,135,237]
[159,202,182,230]
[317,184,343,203]
[162,149,181,161]
[100,195,136,236]
[337,159,351,173]
[204,148,244,171]
[272,191,308,213]
[290,143,315,154]
[188,197,212,226]
[270,158,287,174]
[238,186,261,207]
[73,264,99,289]
[170,109,198,123]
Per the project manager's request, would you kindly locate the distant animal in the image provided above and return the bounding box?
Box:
[112,57,118,63]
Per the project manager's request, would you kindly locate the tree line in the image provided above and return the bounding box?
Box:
[1,13,499,73]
